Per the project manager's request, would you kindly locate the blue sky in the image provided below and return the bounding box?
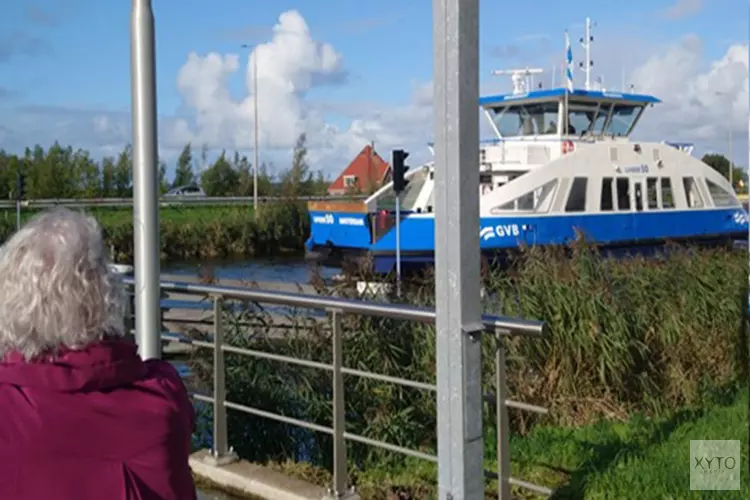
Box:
[0,0,747,176]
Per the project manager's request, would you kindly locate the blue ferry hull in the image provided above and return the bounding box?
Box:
[305,208,749,274]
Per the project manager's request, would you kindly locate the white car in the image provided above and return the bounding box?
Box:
[164,185,205,197]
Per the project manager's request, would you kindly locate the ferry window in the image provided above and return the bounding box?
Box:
[646,178,658,209]
[682,177,704,208]
[378,168,428,212]
[590,104,611,135]
[490,102,558,136]
[616,178,630,210]
[491,179,558,213]
[567,103,599,135]
[660,178,675,208]
[565,177,588,212]
[705,179,739,207]
[605,104,643,137]
[634,182,643,211]
[600,177,614,211]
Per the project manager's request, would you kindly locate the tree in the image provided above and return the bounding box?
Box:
[233,151,254,197]
[158,160,170,195]
[101,156,116,197]
[114,144,132,197]
[281,133,314,198]
[702,153,731,178]
[702,153,744,190]
[173,143,196,188]
[201,151,240,196]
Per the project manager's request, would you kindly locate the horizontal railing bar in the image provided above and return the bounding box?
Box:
[223,401,333,435]
[191,393,214,404]
[508,477,554,496]
[342,432,438,462]
[221,344,333,371]
[341,367,436,391]
[505,400,548,414]
[123,278,546,338]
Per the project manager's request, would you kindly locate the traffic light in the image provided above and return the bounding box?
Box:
[392,149,410,194]
[15,171,25,201]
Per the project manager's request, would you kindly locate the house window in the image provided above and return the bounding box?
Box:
[343,175,357,188]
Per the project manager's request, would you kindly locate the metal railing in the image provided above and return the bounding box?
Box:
[123,277,553,499]
[0,194,367,210]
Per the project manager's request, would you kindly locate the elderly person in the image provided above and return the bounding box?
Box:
[0,208,196,500]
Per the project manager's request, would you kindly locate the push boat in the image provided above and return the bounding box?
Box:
[305,25,748,275]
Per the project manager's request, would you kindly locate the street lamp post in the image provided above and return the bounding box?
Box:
[241,44,260,212]
[715,91,734,188]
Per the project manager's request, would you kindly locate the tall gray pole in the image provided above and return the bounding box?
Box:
[130,0,162,360]
[432,0,484,498]
[253,52,259,212]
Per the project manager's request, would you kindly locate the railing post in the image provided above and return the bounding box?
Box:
[205,295,238,466]
[495,336,511,499]
[325,310,359,500]
[124,289,135,340]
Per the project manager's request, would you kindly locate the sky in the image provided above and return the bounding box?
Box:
[0,0,747,179]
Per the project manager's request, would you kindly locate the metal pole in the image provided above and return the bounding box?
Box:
[729,127,733,188]
[15,200,20,232]
[433,0,484,498]
[253,51,259,212]
[130,0,161,360]
[395,196,402,295]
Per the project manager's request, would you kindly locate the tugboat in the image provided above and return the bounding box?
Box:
[306,18,748,274]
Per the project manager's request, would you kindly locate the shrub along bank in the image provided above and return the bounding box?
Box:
[0,202,310,261]
[187,243,747,499]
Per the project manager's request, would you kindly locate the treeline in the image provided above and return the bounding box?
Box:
[0,132,331,200]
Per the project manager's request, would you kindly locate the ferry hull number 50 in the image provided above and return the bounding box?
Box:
[312,213,365,226]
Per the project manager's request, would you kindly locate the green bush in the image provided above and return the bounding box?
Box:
[0,203,311,262]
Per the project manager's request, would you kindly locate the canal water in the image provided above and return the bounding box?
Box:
[162,256,340,283]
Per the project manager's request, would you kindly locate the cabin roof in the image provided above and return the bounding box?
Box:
[479,87,661,107]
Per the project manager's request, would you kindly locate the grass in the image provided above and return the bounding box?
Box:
[263,387,749,499]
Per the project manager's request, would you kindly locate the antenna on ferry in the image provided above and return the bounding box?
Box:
[578,17,595,90]
[491,67,544,95]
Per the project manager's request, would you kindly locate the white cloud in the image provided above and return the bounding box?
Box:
[661,0,704,20]
[168,10,349,159]
[629,36,748,156]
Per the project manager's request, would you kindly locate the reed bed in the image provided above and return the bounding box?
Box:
[186,243,747,498]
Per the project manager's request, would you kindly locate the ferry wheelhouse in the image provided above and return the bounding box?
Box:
[306,57,747,275]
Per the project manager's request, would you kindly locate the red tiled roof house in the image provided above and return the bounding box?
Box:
[328,145,391,196]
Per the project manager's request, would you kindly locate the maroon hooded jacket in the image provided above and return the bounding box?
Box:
[0,338,197,500]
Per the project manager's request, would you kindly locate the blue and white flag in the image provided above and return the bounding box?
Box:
[565,31,574,92]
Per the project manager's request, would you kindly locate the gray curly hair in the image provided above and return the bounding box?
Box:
[0,208,126,360]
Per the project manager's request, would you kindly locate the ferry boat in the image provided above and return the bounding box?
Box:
[305,20,748,274]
